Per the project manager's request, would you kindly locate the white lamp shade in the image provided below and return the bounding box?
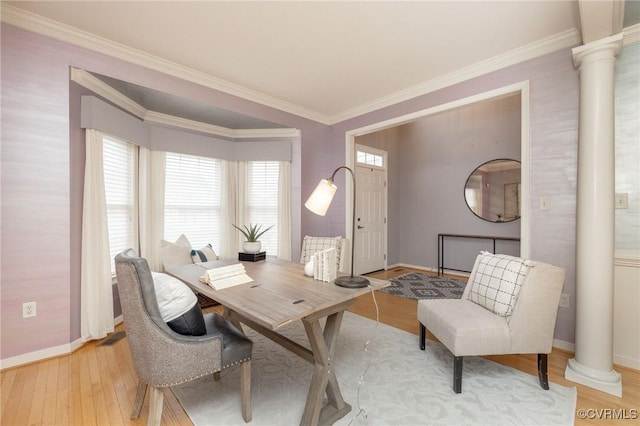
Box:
[304,179,337,216]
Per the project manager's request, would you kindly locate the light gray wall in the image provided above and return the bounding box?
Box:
[615,42,640,252]
[357,94,521,272]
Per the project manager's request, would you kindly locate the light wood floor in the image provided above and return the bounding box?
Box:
[2,267,638,425]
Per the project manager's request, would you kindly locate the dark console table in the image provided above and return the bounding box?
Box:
[437,233,520,276]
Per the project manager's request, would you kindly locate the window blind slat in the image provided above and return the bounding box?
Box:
[164,153,222,250]
[103,136,135,273]
[247,161,279,254]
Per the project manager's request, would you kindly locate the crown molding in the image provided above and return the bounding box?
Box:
[7,4,634,127]
[144,111,300,139]
[623,23,640,45]
[71,68,147,118]
[231,127,301,139]
[144,111,237,138]
[72,67,300,139]
[329,28,582,124]
[1,4,331,124]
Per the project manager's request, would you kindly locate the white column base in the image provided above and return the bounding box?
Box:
[565,358,622,397]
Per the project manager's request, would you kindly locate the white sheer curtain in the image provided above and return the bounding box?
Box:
[278,161,292,260]
[234,162,249,253]
[81,129,114,342]
[219,160,239,259]
[139,148,166,271]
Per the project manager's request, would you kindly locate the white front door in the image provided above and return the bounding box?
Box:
[355,157,387,275]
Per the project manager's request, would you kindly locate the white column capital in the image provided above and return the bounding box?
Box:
[572,33,623,67]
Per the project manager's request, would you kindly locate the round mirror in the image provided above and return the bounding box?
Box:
[464,159,521,223]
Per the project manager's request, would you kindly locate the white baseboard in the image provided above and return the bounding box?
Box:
[552,338,575,353]
[70,337,83,353]
[1,317,125,371]
[387,262,470,277]
[387,262,433,272]
[0,342,72,370]
[613,354,640,370]
[386,263,472,279]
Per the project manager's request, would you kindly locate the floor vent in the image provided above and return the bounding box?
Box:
[98,331,126,347]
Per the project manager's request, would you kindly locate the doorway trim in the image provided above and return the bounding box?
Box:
[344,81,531,262]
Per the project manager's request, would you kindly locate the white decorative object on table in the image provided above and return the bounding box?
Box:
[200,263,253,290]
[312,248,337,282]
[233,223,273,254]
[304,258,314,277]
[242,241,262,254]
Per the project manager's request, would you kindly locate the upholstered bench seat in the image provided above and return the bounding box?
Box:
[418,298,511,355]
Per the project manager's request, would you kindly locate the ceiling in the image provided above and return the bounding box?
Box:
[3,1,639,126]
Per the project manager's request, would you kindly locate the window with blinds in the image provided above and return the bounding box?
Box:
[247,161,279,254]
[103,136,136,274]
[164,153,222,251]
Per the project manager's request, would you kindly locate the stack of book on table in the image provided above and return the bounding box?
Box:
[200,263,253,290]
[313,248,337,283]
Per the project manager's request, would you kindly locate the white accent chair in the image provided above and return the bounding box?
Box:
[299,235,350,273]
[417,252,565,393]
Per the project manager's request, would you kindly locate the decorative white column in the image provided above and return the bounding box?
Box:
[565,33,623,397]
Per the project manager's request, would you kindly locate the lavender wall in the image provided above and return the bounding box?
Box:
[331,49,580,343]
[2,20,635,361]
[1,24,72,357]
[0,23,330,359]
[357,94,522,272]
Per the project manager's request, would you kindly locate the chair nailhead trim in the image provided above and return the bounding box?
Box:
[222,357,251,370]
[158,357,251,387]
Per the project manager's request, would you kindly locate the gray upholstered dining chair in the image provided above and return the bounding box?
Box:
[417,251,565,394]
[115,249,252,425]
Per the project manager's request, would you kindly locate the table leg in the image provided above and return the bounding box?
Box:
[223,306,244,334]
[300,311,351,426]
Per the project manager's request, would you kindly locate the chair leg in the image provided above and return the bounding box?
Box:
[453,356,463,394]
[240,360,252,422]
[130,381,147,420]
[538,353,550,390]
[147,386,164,426]
[419,323,426,350]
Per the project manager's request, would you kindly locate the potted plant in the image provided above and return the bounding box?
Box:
[233,223,273,254]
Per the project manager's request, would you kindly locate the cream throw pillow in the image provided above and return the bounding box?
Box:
[160,234,192,271]
[467,251,533,317]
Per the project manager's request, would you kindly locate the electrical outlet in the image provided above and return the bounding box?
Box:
[22,301,36,318]
[615,193,628,209]
[539,197,550,211]
[559,294,570,308]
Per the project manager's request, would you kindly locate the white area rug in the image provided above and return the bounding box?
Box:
[173,312,576,425]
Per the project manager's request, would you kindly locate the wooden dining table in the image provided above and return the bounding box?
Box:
[166,257,389,426]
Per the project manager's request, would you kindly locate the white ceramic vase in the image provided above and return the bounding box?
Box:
[242,241,262,254]
[304,258,314,277]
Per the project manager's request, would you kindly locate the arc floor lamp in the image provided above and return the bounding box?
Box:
[304,166,370,288]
